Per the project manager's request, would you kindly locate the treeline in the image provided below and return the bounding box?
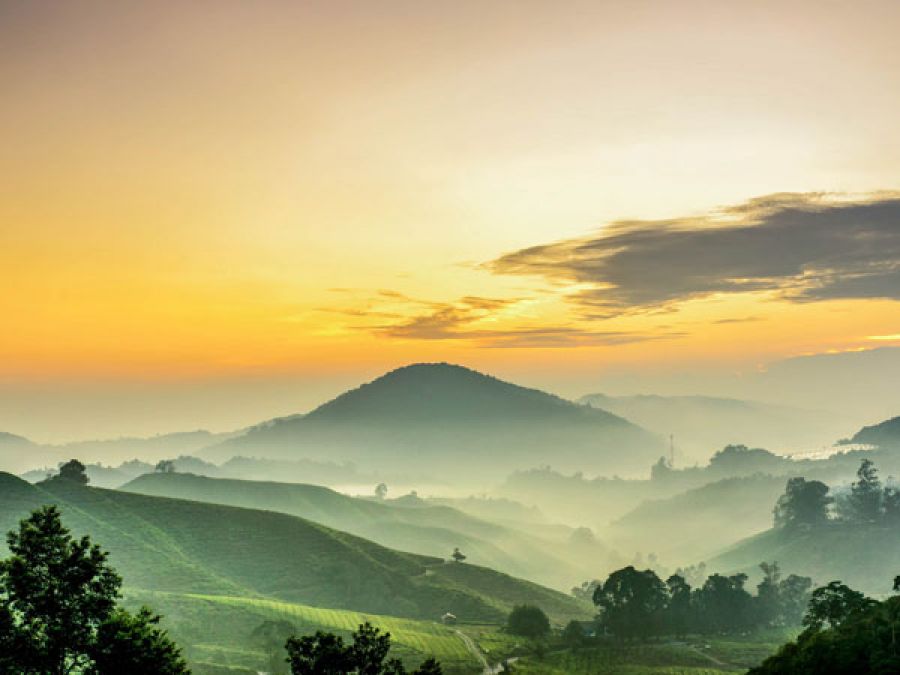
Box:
[774,458,900,530]
[750,579,900,673]
[589,562,811,640]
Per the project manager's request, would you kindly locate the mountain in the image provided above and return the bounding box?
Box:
[0,473,587,625]
[121,472,618,590]
[849,416,900,449]
[206,363,662,478]
[606,475,788,563]
[708,523,900,596]
[579,393,846,462]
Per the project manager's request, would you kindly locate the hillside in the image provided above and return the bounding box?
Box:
[606,475,788,563]
[850,415,900,449]
[207,363,662,478]
[121,472,616,590]
[708,523,900,595]
[0,473,588,625]
[579,393,845,462]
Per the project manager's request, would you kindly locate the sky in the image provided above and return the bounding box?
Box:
[1,0,899,441]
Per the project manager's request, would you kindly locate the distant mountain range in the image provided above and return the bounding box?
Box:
[578,393,848,462]
[849,416,900,448]
[205,363,663,478]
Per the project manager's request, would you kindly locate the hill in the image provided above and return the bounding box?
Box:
[606,475,788,564]
[579,393,845,462]
[207,363,662,478]
[708,523,900,595]
[121,472,617,590]
[0,473,588,625]
[849,415,900,449]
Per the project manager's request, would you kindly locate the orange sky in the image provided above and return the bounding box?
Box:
[1,0,899,439]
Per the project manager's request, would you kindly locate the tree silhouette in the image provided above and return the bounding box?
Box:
[0,506,187,674]
[451,548,466,563]
[773,477,832,530]
[506,605,550,640]
[285,622,441,674]
[594,566,668,640]
[52,459,89,485]
[155,460,176,474]
[374,483,388,500]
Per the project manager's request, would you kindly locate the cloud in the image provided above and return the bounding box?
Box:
[370,296,681,348]
[489,192,900,314]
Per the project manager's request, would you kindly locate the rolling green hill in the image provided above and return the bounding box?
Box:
[0,473,589,625]
[121,472,614,590]
[205,363,662,477]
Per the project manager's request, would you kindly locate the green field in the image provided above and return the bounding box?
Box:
[508,632,794,674]
[125,590,482,673]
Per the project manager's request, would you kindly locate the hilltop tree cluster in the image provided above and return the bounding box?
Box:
[774,458,900,529]
[592,562,812,640]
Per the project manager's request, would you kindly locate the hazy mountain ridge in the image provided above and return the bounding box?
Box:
[209,363,663,477]
[121,472,618,590]
[579,392,848,462]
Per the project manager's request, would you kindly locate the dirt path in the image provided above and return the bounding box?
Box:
[454,629,516,674]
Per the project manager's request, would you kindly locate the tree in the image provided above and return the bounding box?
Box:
[695,573,755,634]
[883,486,900,524]
[88,607,189,674]
[285,622,440,675]
[594,566,668,640]
[374,483,388,500]
[802,581,873,631]
[749,580,900,674]
[843,459,882,523]
[664,574,693,637]
[778,574,813,626]
[51,459,90,485]
[451,548,466,563]
[506,605,550,640]
[756,562,782,627]
[773,478,832,530]
[0,505,188,675]
[155,460,176,474]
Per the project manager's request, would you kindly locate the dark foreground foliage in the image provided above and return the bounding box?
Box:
[0,503,188,675]
[750,582,900,674]
[286,621,441,675]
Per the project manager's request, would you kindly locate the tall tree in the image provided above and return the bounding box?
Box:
[594,566,668,640]
[802,581,873,631]
[843,459,883,523]
[773,478,832,530]
[0,506,188,675]
[664,574,693,637]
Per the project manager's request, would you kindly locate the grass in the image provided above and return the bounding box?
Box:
[0,473,586,625]
[126,590,481,673]
[120,471,590,591]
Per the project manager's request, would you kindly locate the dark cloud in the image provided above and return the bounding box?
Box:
[489,193,900,314]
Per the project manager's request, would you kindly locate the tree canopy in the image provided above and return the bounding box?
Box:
[285,622,441,675]
[506,605,551,640]
[0,505,188,675]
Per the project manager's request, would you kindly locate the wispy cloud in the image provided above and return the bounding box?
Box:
[489,192,900,315]
[368,295,682,348]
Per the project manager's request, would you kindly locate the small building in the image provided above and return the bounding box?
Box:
[441,612,457,625]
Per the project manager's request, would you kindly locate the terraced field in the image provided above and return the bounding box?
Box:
[188,593,474,663]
